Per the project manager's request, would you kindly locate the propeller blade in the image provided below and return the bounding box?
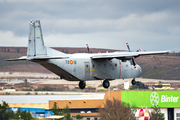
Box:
[126,42,131,51]
[86,44,90,53]
[126,42,136,66]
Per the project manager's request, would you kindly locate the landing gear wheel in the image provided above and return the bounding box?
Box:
[79,81,86,89]
[131,78,136,85]
[103,80,110,88]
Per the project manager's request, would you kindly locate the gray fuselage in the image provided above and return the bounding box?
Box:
[35,53,142,81]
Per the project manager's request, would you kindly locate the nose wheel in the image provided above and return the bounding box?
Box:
[103,80,110,88]
[131,78,136,85]
[79,81,86,89]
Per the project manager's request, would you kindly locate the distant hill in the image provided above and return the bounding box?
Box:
[135,54,180,80]
[1,46,180,80]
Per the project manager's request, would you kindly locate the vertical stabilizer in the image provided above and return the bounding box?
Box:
[27,20,47,57]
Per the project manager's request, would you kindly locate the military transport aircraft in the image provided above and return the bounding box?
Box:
[7,20,170,89]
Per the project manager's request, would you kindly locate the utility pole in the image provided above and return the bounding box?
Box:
[108,86,110,100]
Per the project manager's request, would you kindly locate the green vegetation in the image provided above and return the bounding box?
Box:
[35,86,56,91]
[52,102,72,120]
[0,101,33,120]
[75,114,83,119]
[98,98,165,120]
[21,88,32,91]
[24,79,28,89]
[0,101,14,120]
[150,105,164,120]
[62,105,72,120]
[34,85,68,91]
[98,98,135,120]
[52,102,63,115]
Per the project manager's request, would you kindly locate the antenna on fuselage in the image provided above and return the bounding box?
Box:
[126,42,136,68]
[86,44,90,53]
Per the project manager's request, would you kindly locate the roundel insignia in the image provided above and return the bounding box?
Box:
[70,60,73,65]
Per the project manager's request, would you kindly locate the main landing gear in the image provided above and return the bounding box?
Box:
[79,81,86,89]
[79,80,110,89]
[131,78,136,85]
[103,80,110,88]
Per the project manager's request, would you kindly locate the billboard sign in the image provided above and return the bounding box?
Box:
[121,91,180,107]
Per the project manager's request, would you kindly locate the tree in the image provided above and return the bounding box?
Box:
[99,98,135,120]
[62,105,72,120]
[0,101,32,120]
[0,101,14,120]
[150,105,164,120]
[52,102,63,115]
[24,79,28,90]
[75,114,83,119]
[11,108,33,120]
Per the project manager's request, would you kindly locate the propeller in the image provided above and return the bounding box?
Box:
[126,43,136,68]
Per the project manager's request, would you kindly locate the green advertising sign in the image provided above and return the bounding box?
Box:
[121,91,180,108]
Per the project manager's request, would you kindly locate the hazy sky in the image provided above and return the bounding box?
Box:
[0,0,180,52]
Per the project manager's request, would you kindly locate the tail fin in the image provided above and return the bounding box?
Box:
[27,20,47,57]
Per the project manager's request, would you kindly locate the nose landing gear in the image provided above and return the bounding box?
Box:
[131,78,136,85]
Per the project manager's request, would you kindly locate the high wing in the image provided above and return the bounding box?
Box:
[6,56,69,61]
[91,50,170,60]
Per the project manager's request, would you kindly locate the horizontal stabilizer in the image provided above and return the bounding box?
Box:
[6,56,69,61]
[6,56,27,61]
[27,56,69,60]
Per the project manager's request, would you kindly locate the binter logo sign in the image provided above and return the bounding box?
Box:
[150,92,179,106]
[150,92,159,106]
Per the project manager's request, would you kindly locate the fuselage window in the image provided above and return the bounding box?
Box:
[93,64,95,68]
[115,63,117,67]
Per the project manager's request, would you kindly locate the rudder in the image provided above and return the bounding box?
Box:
[27,20,47,57]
